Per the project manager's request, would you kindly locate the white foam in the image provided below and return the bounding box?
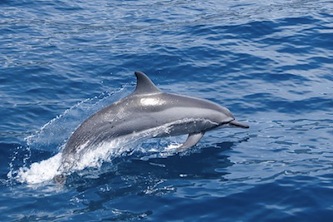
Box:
[72,138,130,171]
[14,136,138,185]
[11,88,132,185]
[15,153,62,184]
[166,143,182,150]
[14,118,191,185]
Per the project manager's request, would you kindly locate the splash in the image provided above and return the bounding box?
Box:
[25,88,130,152]
[11,118,190,185]
[14,130,184,185]
[15,153,62,184]
[14,138,129,184]
[8,88,130,185]
[9,87,193,185]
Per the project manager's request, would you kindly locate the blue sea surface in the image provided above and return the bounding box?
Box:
[1,0,333,221]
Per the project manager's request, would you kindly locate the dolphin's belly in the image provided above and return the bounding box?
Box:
[151,117,219,138]
[64,115,217,155]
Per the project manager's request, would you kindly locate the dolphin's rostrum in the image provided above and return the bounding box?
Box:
[59,71,249,173]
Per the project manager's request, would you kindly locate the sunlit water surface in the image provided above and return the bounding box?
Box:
[1,0,333,221]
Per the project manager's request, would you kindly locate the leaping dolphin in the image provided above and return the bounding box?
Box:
[59,71,249,173]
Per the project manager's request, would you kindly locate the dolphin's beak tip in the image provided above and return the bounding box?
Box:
[230,120,249,129]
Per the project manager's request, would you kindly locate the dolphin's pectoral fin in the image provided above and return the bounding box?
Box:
[178,132,205,150]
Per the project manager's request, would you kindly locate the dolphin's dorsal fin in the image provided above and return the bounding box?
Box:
[133,71,161,94]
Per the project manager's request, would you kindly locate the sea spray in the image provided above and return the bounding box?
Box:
[14,130,184,185]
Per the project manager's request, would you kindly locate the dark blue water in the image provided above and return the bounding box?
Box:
[1,0,333,221]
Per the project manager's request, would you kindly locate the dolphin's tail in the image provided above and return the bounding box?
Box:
[229,120,249,128]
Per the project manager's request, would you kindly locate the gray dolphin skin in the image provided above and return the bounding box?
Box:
[60,71,249,172]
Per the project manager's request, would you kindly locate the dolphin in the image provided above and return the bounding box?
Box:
[59,71,249,173]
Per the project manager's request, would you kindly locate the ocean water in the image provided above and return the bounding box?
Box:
[1,0,333,221]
